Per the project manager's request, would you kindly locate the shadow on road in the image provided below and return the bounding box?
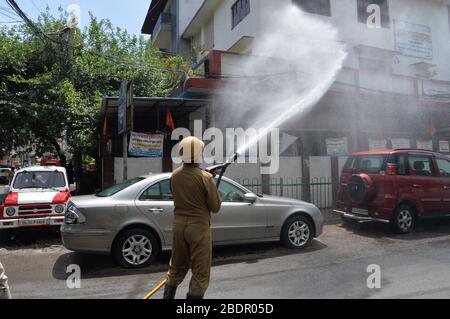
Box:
[1,228,61,250]
[339,217,450,241]
[52,239,327,280]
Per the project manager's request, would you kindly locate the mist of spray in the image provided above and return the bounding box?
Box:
[217,4,347,157]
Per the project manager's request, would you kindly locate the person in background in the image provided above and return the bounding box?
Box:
[7,167,15,185]
[0,261,11,299]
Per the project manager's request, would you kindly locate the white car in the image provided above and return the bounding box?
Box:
[0,166,72,242]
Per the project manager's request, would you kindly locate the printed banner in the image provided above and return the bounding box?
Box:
[129,132,164,158]
[416,140,433,151]
[391,138,410,150]
[439,140,450,153]
[326,137,348,157]
[368,139,387,151]
[118,81,126,135]
[394,20,432,59]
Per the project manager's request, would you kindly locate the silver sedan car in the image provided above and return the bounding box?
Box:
[61,173,324,268]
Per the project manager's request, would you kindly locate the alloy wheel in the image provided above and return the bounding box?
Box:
[288,221,310,247]
[397,209,413,232]
[122,235,153,266]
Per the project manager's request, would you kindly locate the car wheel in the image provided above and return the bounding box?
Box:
[391,205,415,234]
[113,228,160,268]
[281,215,313,249]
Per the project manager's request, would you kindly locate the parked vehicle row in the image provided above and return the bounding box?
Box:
[4,149,450,269]
[61,174,324,268]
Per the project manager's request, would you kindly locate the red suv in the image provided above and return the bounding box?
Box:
[334,149,450,234]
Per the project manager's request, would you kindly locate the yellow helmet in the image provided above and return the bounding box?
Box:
[179,136,205,163]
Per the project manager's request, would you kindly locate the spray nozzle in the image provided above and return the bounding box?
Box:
[226,153,239,165]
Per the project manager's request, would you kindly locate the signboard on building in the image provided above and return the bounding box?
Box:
[439,140,450,153]
[423,81,450,97]
[129,132,164,158]
[394,20,432,60]
[326,137,348,157]
[118,81,126,135]
[369,139,387,151]
[391,138,411,150]
[416,140,433,151]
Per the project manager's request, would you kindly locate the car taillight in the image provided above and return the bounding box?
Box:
[387,163,397,175]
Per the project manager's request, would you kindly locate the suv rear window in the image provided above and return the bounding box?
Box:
[343,155,388,174]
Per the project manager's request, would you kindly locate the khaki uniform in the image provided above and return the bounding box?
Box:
[166,164,221,296]
[0,261,11,299]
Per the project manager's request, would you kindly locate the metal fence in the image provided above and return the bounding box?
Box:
[234,177,338,209]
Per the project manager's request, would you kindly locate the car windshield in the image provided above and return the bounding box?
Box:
[96,177,145,197]
[13,171,66,189]
[343,155,388,174]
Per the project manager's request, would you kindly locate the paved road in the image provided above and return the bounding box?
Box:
[2,219,450,299]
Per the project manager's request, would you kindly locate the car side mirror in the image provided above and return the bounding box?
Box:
[244,193,258,204]
[69,184,76,193]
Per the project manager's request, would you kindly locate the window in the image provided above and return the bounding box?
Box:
[160,179,173,200]
[292,0,331,16]
[436,159,450,178]
[13,171,66,189]
[140,179,174,201]
[218,180,246,202]
[396,154,408,176]
[232,0,250,29]
[408,156,435,177]
[343,155,387,174]
[140,183,162,201]
[357,0,390,28]
[96,177,144,197]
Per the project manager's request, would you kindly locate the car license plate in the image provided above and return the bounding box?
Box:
[20,218,48,226]
[352,208,369,216]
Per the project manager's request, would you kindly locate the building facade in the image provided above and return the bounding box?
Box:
[139,0,450,205]
[143,0,450,158]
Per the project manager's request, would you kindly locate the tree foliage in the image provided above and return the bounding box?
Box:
[0,8,190,161]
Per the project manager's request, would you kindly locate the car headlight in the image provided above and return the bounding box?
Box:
[65,204,86,224]
[54,204,65,214]
[5,207,16,217]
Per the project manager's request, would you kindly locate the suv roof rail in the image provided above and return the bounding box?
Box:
[392,148,436,152]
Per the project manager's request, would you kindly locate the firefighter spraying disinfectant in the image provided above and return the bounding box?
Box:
[164,136,222,299]
[143,136,238,299]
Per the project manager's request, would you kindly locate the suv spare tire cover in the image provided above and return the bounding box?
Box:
[348,174,375,204]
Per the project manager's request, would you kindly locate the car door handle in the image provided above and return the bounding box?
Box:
[148,208,164,213]
[444,186,450,190]
[413,184,422,189]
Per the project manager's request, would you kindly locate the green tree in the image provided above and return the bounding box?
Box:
[0,8,189,186]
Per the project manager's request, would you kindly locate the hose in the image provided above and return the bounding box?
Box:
[143,279,167,300]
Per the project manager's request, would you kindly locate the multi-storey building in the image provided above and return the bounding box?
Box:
[143,0,450,159]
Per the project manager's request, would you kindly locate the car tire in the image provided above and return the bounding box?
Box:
[391,205,415,234]
[281,215,313,249]
[112,228,160,269]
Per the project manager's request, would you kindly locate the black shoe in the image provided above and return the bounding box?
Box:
[186,293,204,299]
[163,285,177,299]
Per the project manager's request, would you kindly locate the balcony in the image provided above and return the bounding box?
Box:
[151,13,173,51]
